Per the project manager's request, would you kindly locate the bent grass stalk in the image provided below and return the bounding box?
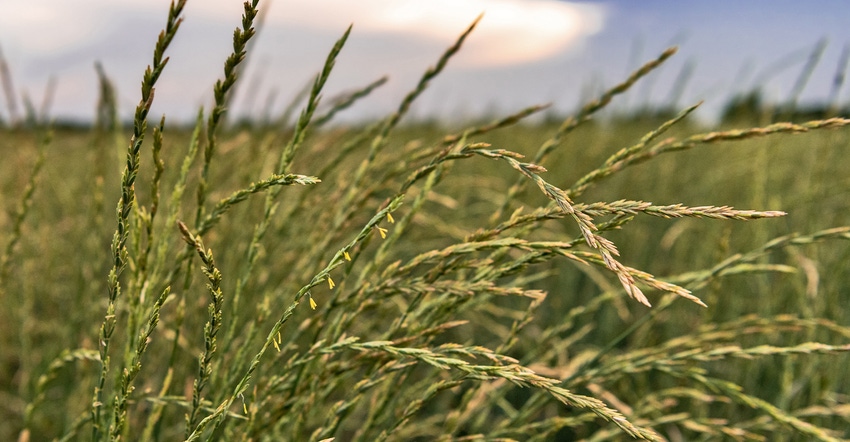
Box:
[570,117,850,198]
[492,47,679,222]
[184,197,404,441]
[253,22,490,419]
[211,23,352,402]
[195,0,260,227]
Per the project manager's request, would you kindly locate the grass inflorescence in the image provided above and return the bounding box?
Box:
[1,1,849,441]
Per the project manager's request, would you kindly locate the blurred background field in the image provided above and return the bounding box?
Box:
[2,107,849,439]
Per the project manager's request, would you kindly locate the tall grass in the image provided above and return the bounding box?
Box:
[1,1,849,440]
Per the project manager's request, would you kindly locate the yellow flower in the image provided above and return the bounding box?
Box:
[327,276,335,289]
[376,226,387,239]
[344,250,351,261]
[309,296,317,310]
[387,213,395,224]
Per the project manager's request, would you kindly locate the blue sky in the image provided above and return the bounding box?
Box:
[577,1,850,114]
[1,1,849,124]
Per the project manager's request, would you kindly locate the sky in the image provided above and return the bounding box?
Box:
[1,0,850,125]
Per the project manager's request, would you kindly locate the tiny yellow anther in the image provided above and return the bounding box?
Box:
[309,296,317,310]
[344,250,351,261]
[327,276,335,289]
[377,226,387,239]
[387,213,395,224]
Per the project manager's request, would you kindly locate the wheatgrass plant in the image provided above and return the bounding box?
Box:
[91,1,187,439]
[1,1,850,441]
[0,130,49,286]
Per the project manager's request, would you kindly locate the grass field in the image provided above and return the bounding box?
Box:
[2,1,850,440]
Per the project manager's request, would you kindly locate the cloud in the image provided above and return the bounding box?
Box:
[24,0,602,67]
[0,0,605,122]
[273,0,605,67]
[300,0,603,67]
[0,0,115,56]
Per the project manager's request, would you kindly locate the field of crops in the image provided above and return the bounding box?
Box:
[2,2,850,441]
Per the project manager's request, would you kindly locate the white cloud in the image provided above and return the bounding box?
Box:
[1,0,603,66]
[0,0,114,56]
[83,0,604,67]
[0,0,605,122]
[265,0,605,67]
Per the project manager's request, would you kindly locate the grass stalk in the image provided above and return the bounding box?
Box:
[492,47,679,221]
[177,222,225,438]
[91,2,186,439]
[194,0,260,227]
[0,130,49,285]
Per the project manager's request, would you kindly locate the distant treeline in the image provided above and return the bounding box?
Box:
[720,90,850,123]
[1,89,848,131]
